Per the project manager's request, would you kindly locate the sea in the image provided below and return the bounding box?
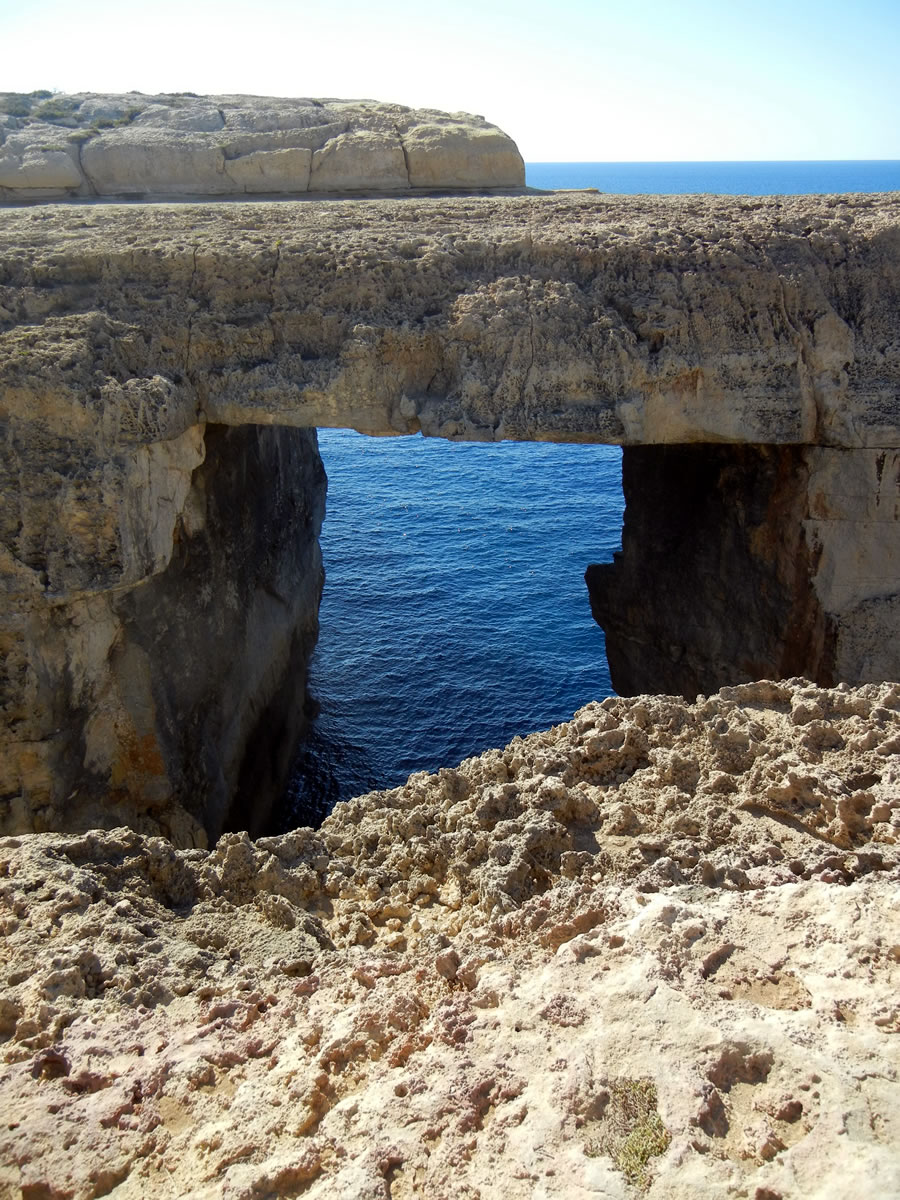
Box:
[271,159,900,831]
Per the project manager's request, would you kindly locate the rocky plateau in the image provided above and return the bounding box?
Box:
[0,92,525,200]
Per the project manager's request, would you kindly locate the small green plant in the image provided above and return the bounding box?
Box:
[92,106,143,129]
[33,96,79,124]
[0,93,33,117]
[585,1078,671,1191]
[0,90,55,117]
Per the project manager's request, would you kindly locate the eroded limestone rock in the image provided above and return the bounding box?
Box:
[1,422,325,847]
[0,93,525,199]
[1,681,898,1197]
[586,443,900,697]
[1,193,898,837]
[1,194,896,448]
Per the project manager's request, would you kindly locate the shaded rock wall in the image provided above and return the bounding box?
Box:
[113,423,326,841]
[1,422,325,846]
[587,444,832,697]
[586,444,899,698]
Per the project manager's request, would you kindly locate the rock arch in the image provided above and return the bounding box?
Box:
[1,190,898,843]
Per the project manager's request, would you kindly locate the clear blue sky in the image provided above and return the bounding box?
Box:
[1,0,897,160]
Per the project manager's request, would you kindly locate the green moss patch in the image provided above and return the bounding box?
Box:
[33,96,80,124]
[585,1077,671,1190]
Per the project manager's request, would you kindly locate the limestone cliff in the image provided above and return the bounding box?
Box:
[1,192,899,839]
[0,92,525,200]
[2,194,896,448]
[1,420,325,846]
[1,681,898,1198]
[586,441,899,699]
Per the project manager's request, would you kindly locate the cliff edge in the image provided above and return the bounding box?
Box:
[2,193,898,841]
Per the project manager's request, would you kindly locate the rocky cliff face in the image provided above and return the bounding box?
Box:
[1,149,899,1195]
[1,680,898,1198]
[1,190,898,839]
[0,92,525,200]
[586,444,830,696]
[587,443,900,698]
[1,420,325,847]
[112,423,327,842]
[2,194,896,447]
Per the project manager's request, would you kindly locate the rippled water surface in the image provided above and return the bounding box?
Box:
[526,160,900,194]
[275,435,624,828]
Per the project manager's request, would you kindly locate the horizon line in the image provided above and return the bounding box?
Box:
[524,158,900,165]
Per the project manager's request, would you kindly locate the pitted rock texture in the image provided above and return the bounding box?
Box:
[1,681,899,1198]
[1,194,897,449]
[0,93,525,200]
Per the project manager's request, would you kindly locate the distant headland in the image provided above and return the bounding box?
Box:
[0,91,525,200]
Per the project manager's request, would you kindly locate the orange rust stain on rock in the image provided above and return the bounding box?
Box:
[110,728,166,786]
[669,367,703,396]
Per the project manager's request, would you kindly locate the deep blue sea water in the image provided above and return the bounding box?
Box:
[277,435,624,826]
[273,160,899,830]
[526,160,900,195]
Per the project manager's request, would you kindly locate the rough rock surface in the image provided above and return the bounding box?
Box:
[2,192,898,839]
[2,194,897,449]
[0,418,326,848]
[0,93,525,200]
[586,442,900,697]
[1,679,898,1198]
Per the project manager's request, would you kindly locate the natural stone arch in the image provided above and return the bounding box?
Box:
[1,192,898,844]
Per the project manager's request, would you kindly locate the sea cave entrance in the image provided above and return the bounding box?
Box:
[269,432,625,832]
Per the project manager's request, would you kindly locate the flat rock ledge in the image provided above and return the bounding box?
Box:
[0,92,525,200]
[2,679,899,1198]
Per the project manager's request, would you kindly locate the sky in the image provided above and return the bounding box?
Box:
[1,0,897,161]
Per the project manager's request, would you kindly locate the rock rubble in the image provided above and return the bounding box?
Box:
[2,679,898,1197]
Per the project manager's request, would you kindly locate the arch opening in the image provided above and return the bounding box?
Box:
[269,432,625,832]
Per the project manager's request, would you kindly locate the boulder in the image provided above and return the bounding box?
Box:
[80,129,233,194]
[402,121,527,188]
[309,129,409,191]
[224,145,312,193]
[0,142,82,189]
